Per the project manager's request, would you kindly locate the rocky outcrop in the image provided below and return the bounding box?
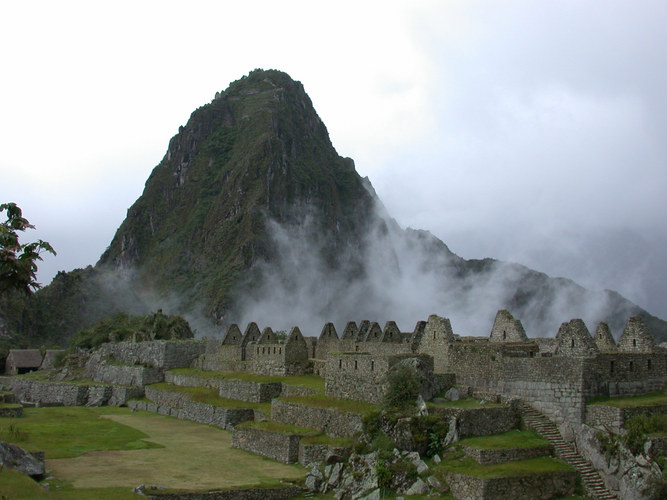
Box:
[0,441,45,478]
[305,449,449,499]
[575,423,664,500]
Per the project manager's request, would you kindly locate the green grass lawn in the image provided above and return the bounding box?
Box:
[587,388,667,408]
[0,402,22,409]
[0,468,143,500]
[0,406,306,498]
[0,406,162,458]
[458,430,550,450]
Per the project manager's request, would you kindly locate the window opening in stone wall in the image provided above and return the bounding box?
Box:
[629,361,634,372]
[647,359,651,370]
[279,347,282,354]
[371,361,374,371]
[339,359,342,369]
[633,339,637,348]
[355,345,359,352]
[571,338,575,348]
[502,330,506,340]
[433,332,436,339]
[354,360,358,370]
[610,360,614,374]
[257,347,259,355]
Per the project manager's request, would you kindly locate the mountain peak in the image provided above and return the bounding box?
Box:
[97,69,376,319]
[3,69,664,347]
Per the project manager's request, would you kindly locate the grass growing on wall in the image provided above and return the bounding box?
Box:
[147,382,272,413]
[236,419,322,437]
[167,367,325,392]
[436,456,573,478]
[587,388,667,408]
[427,397,503,409]
[278,394,377,414]
[458,430,550,450]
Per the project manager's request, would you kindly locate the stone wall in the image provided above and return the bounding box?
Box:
[164,371,221,390]
[231,426,302,463]
[586,353,666,398]
[195,357,248,372]
[462,444,553,465]
[0,377,142,407]
[298,442,351,467]
[428,403,521,437]
[144,385,191,408]
[446,470,577,500]
[94,340,206,369]
[146,486,304,500]
[130,398,254,430]
[0,405,23,417]
[489,310,527,343]
[218,379,282,403]
[324,353,389,404]
[89,363,163,387]
[280,384,317,397]
[585,403,667,434]
[437,341,666,426]
[271,400,363,438]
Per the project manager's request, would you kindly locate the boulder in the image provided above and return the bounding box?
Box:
[0,441,45,478]
[444,387,461,401]
[405,478,429,495]
[427,475,447,492]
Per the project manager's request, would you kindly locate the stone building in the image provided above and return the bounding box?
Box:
[188,309,665,429]
[4,349,43,375]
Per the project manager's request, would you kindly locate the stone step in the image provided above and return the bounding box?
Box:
[522,403,617,500]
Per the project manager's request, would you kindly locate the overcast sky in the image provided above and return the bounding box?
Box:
[2,1,666,319]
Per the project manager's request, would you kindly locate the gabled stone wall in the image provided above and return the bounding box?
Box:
[489,310,527,343]
[617,316,656,352]
[555,319,599,357]
[324,353,389,404]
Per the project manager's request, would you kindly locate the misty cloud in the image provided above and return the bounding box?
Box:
[230,197,633,340]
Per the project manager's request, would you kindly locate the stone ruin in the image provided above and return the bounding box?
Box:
[2,311,665,431]
[191,312,666,428]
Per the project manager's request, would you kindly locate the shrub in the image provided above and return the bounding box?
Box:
[623,414,667,455]
[376,460,391,489]
[361,410,383,438]
[411,415,449,457]
[71,310,194,349]
[597,430,619,460]
[383,365,420,410]
[0,423,28,442]
[371,432,396,461]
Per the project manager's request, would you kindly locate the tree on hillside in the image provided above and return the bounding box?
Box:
[0,202,55,295]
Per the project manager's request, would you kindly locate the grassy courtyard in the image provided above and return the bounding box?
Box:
[0,406,305,498]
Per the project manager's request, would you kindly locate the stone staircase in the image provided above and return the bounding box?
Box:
[522,404,616,500]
